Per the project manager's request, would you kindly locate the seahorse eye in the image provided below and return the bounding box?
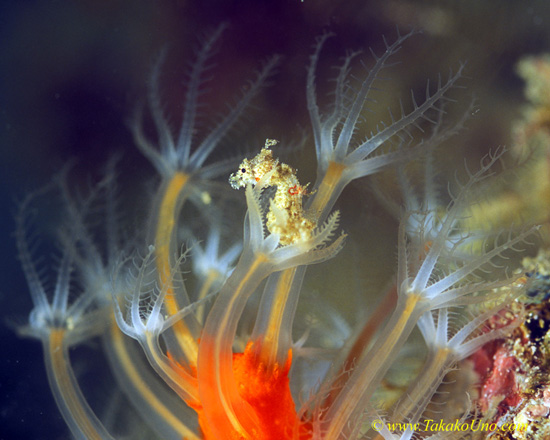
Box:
[241,168,246,173]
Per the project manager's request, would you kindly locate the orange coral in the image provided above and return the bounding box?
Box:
[174,342,310,440]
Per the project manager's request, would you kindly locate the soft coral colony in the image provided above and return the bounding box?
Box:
[15,28,542,440]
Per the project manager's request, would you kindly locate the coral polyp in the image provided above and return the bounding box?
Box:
[14,27,545,440]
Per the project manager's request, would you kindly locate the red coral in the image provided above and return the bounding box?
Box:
[477,344,522,417]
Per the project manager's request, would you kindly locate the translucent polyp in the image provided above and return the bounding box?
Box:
[44,330,116,440]
[251,267,302,369]
[148,172,201,367]
[195,251,271,439]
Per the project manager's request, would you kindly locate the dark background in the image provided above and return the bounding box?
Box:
[1,1,550,439]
